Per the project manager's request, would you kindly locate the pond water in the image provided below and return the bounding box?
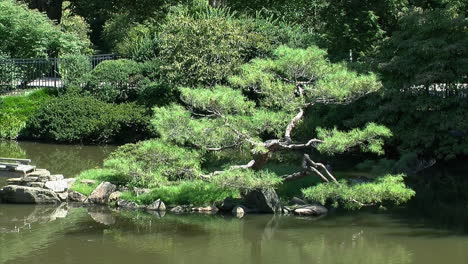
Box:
[1,204,468,264]
[0,141,116,186]
[1,141,468,264]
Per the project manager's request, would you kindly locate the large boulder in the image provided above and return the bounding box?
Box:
[0,185,60,204]
[87,182,117,204]
[243,188,282,213]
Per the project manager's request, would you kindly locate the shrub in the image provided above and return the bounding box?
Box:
[58,54,92,88]
[85,59,143,102]
[0,89,52,139]
[27,95,151,143]
[103,139,202,187]
[302,174,416,210]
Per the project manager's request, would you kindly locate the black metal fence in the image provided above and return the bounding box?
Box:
[0,54,116,94]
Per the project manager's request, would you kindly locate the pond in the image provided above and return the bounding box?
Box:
[0,141,116,186]
[1,141,468,264]
[1,204,468,264]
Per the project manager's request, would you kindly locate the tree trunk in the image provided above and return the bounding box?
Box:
[22,0,63,23]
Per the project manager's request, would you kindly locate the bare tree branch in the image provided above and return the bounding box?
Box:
[284,109,304,143]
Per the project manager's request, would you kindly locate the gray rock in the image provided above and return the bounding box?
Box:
[243,188,282,213]
[87,182,117,204]
[170,205,187,213]
[232,205,248,218]
[292,204,328,216]
[26,182,45,188]
[146,199,166,211]
[68,190,87,202]
[44,180,68,193]
[0,185,60,204]
[108,191,122,203]
[116,199,145,209]
[27,169,50,177]
[57,192,69,201]
[290,197,307,206]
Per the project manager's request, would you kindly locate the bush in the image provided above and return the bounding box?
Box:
[58,54,92,88]
[302,174,416,210]
[103,139,202,187]
[27,95,151,143]
[85,59,143,102]
[0,89,52,139]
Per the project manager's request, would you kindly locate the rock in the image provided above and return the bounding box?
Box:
[290,197,307,206]
[108,191,123,203]
[57,192,69,201]
[146,199,166,211]
[116,199,145,209]
[232,205,248,218]
[87,182,117,204]
[26,182,45,188]
[7,177,37,185]
[80,179,97,185]
[0,185,60,204]
[243,188,282,213]
[292,204,328,216]
[49,174,64,181]
[44,180,68,193]
[27,169,51,177]
[68,190,87,202]
[191,205,218,213]
[170,205,187,213]
[6,178,24,185]
[216,197,242,212]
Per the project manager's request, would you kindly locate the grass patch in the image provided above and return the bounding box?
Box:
[0,89,52,139]
[71,168,126,195]
[121,180,240,206]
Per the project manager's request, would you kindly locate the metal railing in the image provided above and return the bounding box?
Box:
[0,54,116,94]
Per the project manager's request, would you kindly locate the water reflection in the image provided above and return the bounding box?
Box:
[3,204,468,264]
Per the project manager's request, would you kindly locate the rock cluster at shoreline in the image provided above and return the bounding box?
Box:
[0,169,328,218]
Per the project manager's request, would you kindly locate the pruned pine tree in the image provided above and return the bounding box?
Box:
[152,46,414,209]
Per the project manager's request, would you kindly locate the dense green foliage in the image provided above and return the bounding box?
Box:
[85,59,143,102]
[27,95,150,143]
[303,174,415,210]
[0,89,51,139]
[0,0,88,58]
[3,0,465,210]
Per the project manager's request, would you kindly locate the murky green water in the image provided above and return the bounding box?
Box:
[0,141,116,186]
[1,204,468,264]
